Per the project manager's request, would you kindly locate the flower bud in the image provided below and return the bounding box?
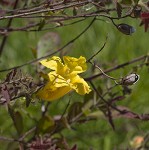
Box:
[119,73,140,86]
[117,23,136,35]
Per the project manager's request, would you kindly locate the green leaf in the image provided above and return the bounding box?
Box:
[37,115,55,134]
[8,105,23,136]
[133,0,139,4]
[67,102,83,122]
[56,116,71,130]
[84,90,94,101]
[61,117,71,129]
[120,0,132,5]
[82,100,93,116]
[14,111,23,135]
[38,19,45,31]
[120,0,139,5]
[87,110,104,119]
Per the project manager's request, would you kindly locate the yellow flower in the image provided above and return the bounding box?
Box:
[37,56,91,101]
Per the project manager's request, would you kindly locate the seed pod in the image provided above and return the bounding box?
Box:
[117,23,136,35]
[119,73,140,86]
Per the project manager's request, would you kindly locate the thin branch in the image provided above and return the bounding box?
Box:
[6,0,82,14]
[19,127,36,141]
[51,98,71,134]
[85,55,148,81]
[89,61,117,80]
[0,1,132,22]
[0,136,16,142]
[0,0,19,56]
[0,1,89,20]
[87,35,108,62]
[0,17,96,73]
[0,18,86,33]
[61,98,71,119]
[89,81,123,113]
[70,111,83,124]
[5,12,132,23]
[4,1,46,14]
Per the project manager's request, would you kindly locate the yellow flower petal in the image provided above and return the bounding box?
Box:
[63,56,87,74]
[37,71,72,101]
[70,75,91,95]
[37,56,91,101]
[37,83,72,101]
[48,72,70,87]
[40,56,63,71]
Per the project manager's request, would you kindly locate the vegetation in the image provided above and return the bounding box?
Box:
[0,0,149,149]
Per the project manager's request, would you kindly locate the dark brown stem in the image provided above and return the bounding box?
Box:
[89,81,123,113]
[19,127,36,141]
[0,1,89,20]
[85,55,148,81]
[0,18,85,33]
[0,0,19,56]
[0,17,96,73]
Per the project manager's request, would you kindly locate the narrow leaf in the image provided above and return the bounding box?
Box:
[8,105,23,136]
[14,111,23,135]
[38,19,45,31]
[37,115,55,134]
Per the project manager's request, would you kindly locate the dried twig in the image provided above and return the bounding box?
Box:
[0,17,96,73]
[0,0,19,56]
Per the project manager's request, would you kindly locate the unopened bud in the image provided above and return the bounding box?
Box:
[119,73,140,86]
[117,23,136,35]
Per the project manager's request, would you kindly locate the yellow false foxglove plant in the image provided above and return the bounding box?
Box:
[37,56,91,101]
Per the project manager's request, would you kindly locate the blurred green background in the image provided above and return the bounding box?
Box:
[0,13,149,150]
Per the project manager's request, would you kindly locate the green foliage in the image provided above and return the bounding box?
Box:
[0,0,149,149]
[37,115,55,134]
[8,105,24,136]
